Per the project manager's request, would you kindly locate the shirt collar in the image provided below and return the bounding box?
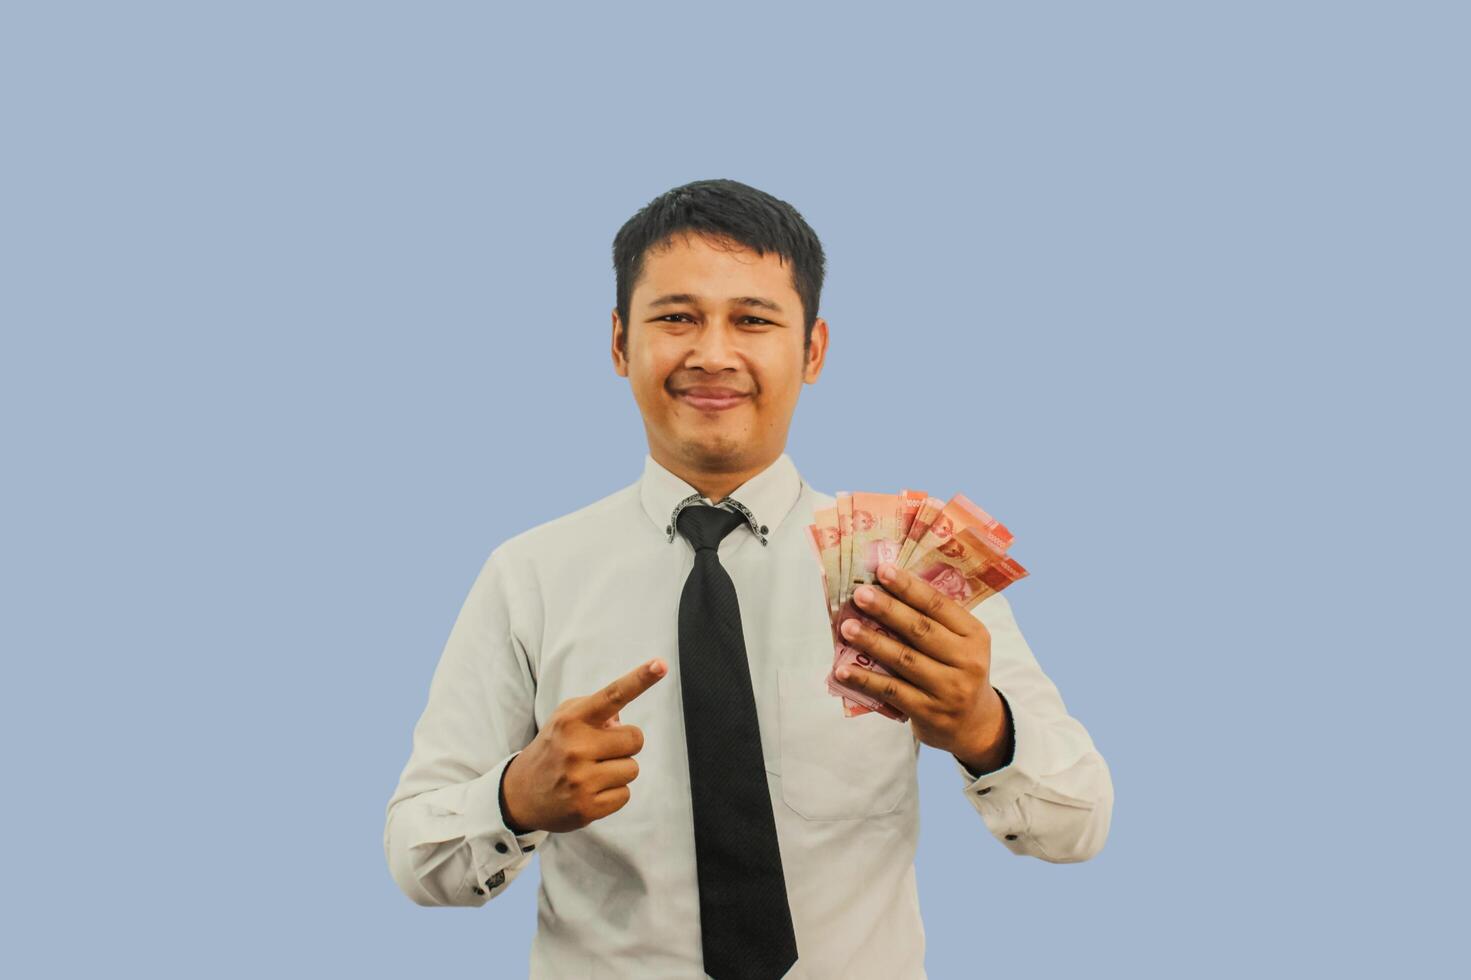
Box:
[639,452,805,547]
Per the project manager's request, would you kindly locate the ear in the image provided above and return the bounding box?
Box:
[802,318,828,384]
[611,309,629,377]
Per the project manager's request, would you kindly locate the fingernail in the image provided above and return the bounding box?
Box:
[836,666,850,680]
[856,585,874,603]
[840,619,860,639]
[878,564,896,583]
[650,660,665,676]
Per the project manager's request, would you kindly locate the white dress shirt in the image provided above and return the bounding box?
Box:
[384,452,1113,978]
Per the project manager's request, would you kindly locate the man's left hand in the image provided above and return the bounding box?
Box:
[835,562,1012,774]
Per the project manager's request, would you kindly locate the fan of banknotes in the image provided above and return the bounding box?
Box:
[806,491,1029,720]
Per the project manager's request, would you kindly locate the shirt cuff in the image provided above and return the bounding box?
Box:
[461,751,550,899]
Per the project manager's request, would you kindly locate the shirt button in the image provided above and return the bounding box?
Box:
[977,787,991,795]
[759,525,769,534]
[1005,834,1018,840]
[495,841,510,853]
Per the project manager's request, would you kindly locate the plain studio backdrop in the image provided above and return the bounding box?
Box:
[2,2,1465,977]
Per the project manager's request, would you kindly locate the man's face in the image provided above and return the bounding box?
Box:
[612,232,827,475]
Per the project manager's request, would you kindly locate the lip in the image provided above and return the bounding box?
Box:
[675,388,750,412]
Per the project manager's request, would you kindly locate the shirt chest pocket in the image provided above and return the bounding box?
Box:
[775,664,918,821]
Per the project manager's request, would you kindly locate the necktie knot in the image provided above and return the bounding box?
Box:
[676,505,747,553]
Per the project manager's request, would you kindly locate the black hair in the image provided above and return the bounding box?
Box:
[612,178,826,356]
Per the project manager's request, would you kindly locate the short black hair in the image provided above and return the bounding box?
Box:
[612,178,826,356]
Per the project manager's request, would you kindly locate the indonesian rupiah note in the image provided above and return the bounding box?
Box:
[806,507,840,620]
[835,492,853,608]
[894,495,944,569]
[815,489,1029,719]
[844,491,906,599]
[828,491,913,718]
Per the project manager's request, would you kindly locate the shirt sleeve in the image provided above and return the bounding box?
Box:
[952,593,1113,863]
[383,546,550,906]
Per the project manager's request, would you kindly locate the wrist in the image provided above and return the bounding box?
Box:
[499,755,538,836]
[955,689,1014,776]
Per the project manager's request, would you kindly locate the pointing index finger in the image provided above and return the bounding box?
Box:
[582,658,667,725]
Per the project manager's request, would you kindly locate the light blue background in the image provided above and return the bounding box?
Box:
[4,2,1465,977]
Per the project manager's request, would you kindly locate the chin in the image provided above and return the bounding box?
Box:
[679,436,748,470]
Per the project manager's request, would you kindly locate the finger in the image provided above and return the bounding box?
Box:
[839,616,947,697]
[876,562,983,638]
[581,658,667,726]
[852,582,966,667]
[588,756,640,792]
[589,783,632,818]
[836,659,931,718]
[592,722,645,761]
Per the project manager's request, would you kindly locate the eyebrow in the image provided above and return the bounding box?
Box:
[646,293,786,315]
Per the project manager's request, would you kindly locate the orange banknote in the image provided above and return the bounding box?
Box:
[809,488,1029,719]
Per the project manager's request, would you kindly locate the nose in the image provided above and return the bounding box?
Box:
[684,321,744,373]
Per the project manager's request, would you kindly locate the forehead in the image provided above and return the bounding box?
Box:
[631,233,797,309]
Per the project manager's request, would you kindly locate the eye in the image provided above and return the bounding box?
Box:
[655,314,772,325]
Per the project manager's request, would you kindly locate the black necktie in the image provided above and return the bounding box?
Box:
[675,504,799,980]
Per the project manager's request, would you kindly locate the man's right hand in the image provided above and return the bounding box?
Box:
[501,658,667,834]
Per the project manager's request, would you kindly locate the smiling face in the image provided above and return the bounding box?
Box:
[611,232,827,489]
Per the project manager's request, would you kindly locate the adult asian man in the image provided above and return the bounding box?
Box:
[383,178,1113,979]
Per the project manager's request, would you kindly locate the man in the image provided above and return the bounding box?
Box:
[384,179,1113,978]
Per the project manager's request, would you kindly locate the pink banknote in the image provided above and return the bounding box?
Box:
[807,486,1029,720]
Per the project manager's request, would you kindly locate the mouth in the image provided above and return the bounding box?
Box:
[675,388,751,412]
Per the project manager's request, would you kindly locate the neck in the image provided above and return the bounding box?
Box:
[653,446,778,504]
